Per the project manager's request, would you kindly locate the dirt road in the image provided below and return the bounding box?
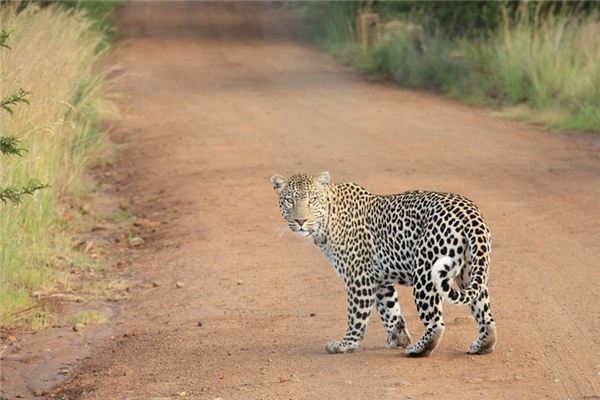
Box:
[56,3,600,399]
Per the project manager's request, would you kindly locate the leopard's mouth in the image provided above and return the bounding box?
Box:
[296,228,311,237]
[288,223,313,237]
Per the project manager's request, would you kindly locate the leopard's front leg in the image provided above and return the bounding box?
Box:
[325,274,376,354]
[376,285,412,349]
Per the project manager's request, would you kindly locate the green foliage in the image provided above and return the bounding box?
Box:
[375,1,600,36]
[1,2,116,328]
[60,0,122,49]
[458,5,600,130]
[109,208,132,223]
[0,29,12,48]
[68,309,108,326]
[292,1,600,132]
[562,105,600,133]
[1,88,31,114]
[0,136,25,156]
[1,32,46,206]
[0,180,50,205]
[362,32,463,90]
[375,1,509,36]
[288,2,358,50]
[63,0,121,22]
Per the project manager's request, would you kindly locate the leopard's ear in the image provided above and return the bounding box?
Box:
[270,174,287,194]
[316,171,330,187]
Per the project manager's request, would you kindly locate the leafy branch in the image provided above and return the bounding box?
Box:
[1,29,48,205]
[0,135,27,156]
[0,29,12,49]
[0,180,50,205]
[1,88,31,114]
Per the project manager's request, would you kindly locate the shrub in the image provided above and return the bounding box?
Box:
[291,1,600,132]
[0,3,114,328]
[461,5,600,130]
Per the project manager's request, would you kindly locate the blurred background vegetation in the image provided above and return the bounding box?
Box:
[290,1,600,132]
[0,1,119,329]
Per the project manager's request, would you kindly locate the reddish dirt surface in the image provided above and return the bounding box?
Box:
[18,2,600,399]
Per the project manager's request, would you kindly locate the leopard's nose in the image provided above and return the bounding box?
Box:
[295,218,307,227]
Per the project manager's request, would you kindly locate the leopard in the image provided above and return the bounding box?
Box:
[270,171,496,357]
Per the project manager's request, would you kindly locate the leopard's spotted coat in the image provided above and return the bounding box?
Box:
[271,172,496,357]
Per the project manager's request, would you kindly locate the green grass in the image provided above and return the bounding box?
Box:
[0,3,116,329]
[68,310,108,327]
[109,209,133,223]
[293,2,600,133]
[562,104,600,132]
[288,2,357,54]
[70,253,107,272]
[464,6,600,131]
[361,32,463,90]
[61,0,122,52]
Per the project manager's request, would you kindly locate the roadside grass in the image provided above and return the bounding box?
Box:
[293,3,600,133]
[461,6,600,131]
[0,4,116,328]
[70,253,107,272]
[61,0,122,52]
[80,279,129,297]
[288,1,358,59]
[68,310,108,327]
[109,208,133,223]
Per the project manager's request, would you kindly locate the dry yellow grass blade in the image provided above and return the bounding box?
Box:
[0,3,115,328]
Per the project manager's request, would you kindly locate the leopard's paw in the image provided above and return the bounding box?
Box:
[325,340,357,354]
[386,327,412,349]
[468,337,495,354]
[404,342,430,357]
[468,324,496,355]
[404,327,444,357]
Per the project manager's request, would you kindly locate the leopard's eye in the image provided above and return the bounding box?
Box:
[283,197,294,206]
[308,196,318,205]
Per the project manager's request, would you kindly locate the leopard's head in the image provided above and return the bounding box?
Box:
[270,172,330,238]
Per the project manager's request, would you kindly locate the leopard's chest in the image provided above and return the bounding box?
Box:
[317,244,346,278]
[316,226,371,278]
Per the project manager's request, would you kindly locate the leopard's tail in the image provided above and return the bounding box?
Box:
[432,254,484,305]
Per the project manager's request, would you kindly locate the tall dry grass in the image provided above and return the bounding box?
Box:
[297,2,600,132]
[0,4,114,328]
[465,6,600,131]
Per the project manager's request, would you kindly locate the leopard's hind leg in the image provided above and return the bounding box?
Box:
[467,288,496,354]
[404,262,445,357]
